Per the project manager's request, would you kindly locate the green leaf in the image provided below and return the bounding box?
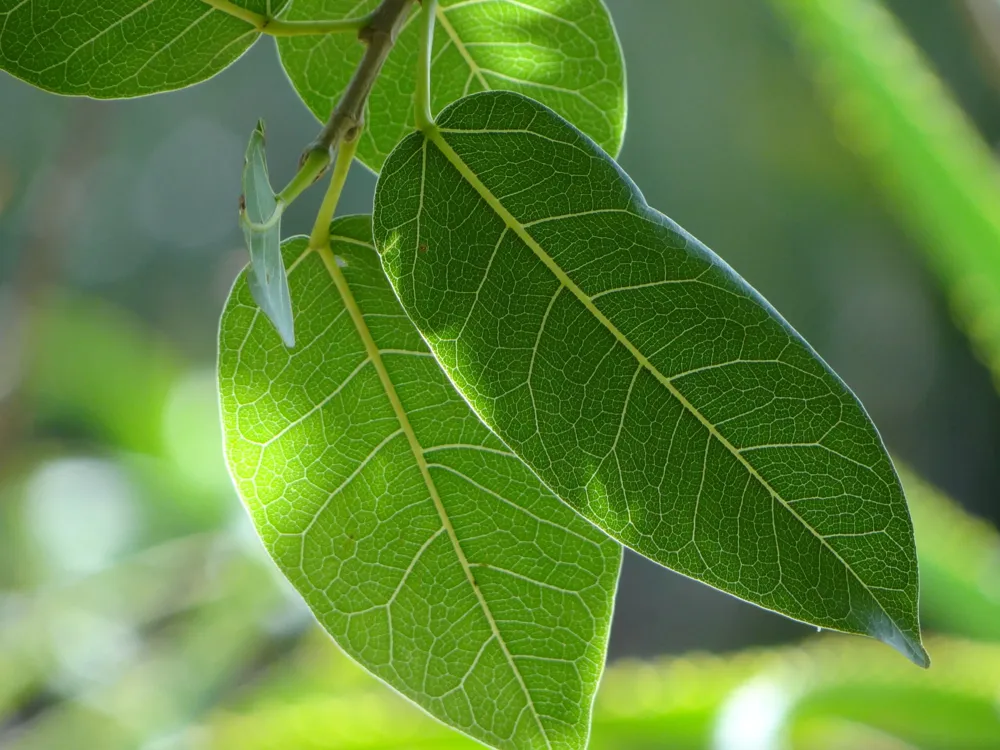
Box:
[241,120,294,348]
[0,0,282,97]
[373,91,927,667]
[218,215,622,750]
[277,0,626,173]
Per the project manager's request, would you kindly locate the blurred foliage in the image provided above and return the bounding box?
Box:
[2,506,1000,749]
[26,294,179,456]
[770,0,1000,386]
[3,361,999,748]
[204,632,1000,750]
[3,0,1000,748]
[904,468,1000,642]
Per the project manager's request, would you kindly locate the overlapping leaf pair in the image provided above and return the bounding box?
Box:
[0,1,927,748]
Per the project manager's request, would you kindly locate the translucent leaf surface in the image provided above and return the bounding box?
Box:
[278,0,625,173]
[218,216,622,750]
[241,121,294,347]
[373,92,927,667]
[0,0,282,97]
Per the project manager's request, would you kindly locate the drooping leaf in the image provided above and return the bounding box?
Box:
[241,120,294,347]
[373,91,927,667]
[278,0,626,173]
[218,215,622,750]
[0,0,283,97]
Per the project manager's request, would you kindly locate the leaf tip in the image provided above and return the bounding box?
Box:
[247,266,296,349]
[894,636,930,669]
[865,607,929,668]
[275,319,295,349]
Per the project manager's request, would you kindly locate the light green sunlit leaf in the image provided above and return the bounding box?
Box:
[278,0,626,173]
[0,0,282,98]
[241,120,294,348]
[374,91,926,667]
[218,216,622,750]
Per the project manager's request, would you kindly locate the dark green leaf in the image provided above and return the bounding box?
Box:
[218,216,622,750]
[0,0,281,97]
[241,120,294,347]
[373,91,927,667]
[278,0,626,173]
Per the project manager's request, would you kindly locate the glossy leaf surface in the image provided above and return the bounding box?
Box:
[374,91,926,666]
[218,216,622,750]
[0,0,281,97]
[278,0,626,173]
[240,121,294,347]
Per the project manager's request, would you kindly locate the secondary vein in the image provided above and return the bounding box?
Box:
[435,4,491,92]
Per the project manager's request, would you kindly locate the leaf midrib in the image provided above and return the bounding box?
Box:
[316,235,552,747]
[435,3,490,92]
[422,124,914,653]
[432,4,614,134]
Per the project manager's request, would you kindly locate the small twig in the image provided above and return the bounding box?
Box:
[201,0,373,36]
[415,0,438,130]
[231,0,416,226]
[310,138,361,251]
[303,0,418,163]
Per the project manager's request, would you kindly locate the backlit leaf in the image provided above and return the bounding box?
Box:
[0,0,283,97]
[218,216,622,750]
[374,92,927,667]
[278,0,626,173]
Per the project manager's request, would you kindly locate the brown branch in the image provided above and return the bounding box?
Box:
[303,0,417,161]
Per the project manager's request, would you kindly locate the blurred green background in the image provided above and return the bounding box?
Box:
[2,1,1000,747]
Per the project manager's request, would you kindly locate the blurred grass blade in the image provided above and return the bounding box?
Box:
[901,468,1000,641]
[784,638,1000,749]
[241,121,294,348]
[769,0,1000,384]
[203,636,1000,750]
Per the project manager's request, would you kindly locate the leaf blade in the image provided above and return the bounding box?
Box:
[0,0,277,97]
[241,121,294,347]
[277,0,626,173]
[218,216,622,750]
[373,92,927,666]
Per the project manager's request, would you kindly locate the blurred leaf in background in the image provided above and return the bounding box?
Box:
[770,0,1000,387]
[2,0,1000,748]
